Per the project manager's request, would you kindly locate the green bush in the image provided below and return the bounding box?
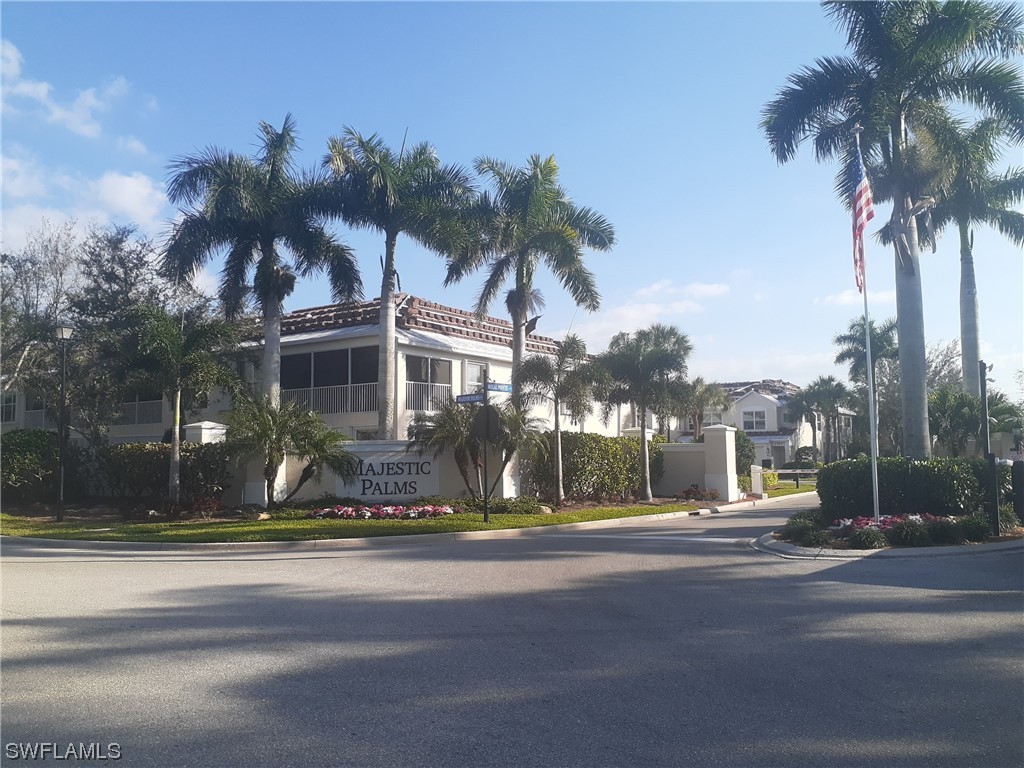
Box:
[781,518,818,545]
[848,526,888,549]
[0,429,59,502]
[958,515,990,543]
[529,432,665,501]
[818,457,991,520]
[459,496,544,515]
[886,519,931,547]
[805,529,835,548]
[787,508,823,527]
[926,517,962,545]
[999,505,1021,533]
[738,475,751,493]
[179,442,233,509]
[761,471,779,489]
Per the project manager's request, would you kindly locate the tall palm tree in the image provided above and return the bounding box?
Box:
[926,117,1024,396]
[833,316,898,386]
[445,155,615,396]
[928,385,982,457]
[225,394,356,509]
[786,389,821,463]
[516,334,595,505]
[597,324,692,501]
[407,399,484,498]
[761,1,1024,459]
[164,115,362,408]
[133,306,237,505]
[487,402,548,498]
[326,128,473,439]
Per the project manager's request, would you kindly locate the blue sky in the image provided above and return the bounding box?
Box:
[2,1,1021,395]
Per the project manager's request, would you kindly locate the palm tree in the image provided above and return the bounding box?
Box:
[833,316,898,386]
[407,399,484,498]
[164,115,362,408]
[325,128,473,439]
[487,402,548,498]
[786,390,821,463]
[597,323,692,501]
[516,334,595,505]
[133,306,237,505]
[679,377,731,442]
[225,394,356,509]
[444,155,615,396]
[926,117,1024,396]
[802,376,851,463]
[928,385,982,457]
[761,1,1024,459]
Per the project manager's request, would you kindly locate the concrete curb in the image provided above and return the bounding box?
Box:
[749,532,1024,560]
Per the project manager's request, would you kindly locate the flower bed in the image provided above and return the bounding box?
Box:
[778,508,999,550]
[309,504,457,520]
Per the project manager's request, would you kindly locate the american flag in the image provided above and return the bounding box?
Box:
[852,142,875,293]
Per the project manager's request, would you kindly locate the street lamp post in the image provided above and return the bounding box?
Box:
[55,322,74,523]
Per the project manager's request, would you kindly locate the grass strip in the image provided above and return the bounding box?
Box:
[0,504,700,544]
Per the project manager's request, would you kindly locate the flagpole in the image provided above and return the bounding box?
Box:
[854,125,882,524]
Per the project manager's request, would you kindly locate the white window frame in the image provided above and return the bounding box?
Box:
[1,392,16,423]
[743,409,767,431]
[466,361,487,392]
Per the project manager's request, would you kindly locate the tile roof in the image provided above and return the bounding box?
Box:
[720,379,803,401]
[280,294,563,355]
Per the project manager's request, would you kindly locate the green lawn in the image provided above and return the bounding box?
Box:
[765,479,818,499]
[0,503,700,544]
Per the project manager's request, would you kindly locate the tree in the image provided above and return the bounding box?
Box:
[597,324,692,501]
[407,399,484,498]
[928,385,982,457]
[165,115,362,408]
[326,128,471,439]
[516,334,596,505]
[761,0,1024,459]
[677,377,731,442]
[487,401,548,498]
[926,117,1024,396]
[133,306,237,505]
[445,155,615,398]
[833,316,898,386]
[802,376,851,463]
[225,394,356,509]
[786,390,821,464]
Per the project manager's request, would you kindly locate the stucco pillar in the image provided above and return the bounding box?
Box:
[702,424,740,502]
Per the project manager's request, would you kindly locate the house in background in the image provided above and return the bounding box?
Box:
[674,379,854,467]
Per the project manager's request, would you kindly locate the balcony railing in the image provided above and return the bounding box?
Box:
[405,381,452,412]
[116,400,164,425]
[281,383,378,415]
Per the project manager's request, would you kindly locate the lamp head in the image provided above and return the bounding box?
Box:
[55,323,74,341]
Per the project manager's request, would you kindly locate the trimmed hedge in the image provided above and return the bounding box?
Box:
[1,429,59,502]
[817,457,1000,520]
[529,432,665,501]
[97,441,232,511]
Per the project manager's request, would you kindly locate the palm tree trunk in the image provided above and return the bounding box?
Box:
[893,200,931,459]
[958,223,981,397]
[169,388,182,505]
[378,231,399,440]
[264,461,277,509]
[263,302,282,408]
[511,311,527,400]
[639,404,652,501]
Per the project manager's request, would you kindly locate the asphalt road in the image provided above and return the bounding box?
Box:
[2,495,1022,768]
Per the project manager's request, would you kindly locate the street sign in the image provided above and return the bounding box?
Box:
[455,393,486,404]
[472,404,502,440]
[486,382,513,393]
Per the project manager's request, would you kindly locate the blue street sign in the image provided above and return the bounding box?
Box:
[486,382,513,393]
[455,393,486,404]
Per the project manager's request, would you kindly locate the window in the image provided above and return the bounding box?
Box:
[350,346,379,385]
[742,409,767,431]
[466,361,487,392]
[281,353,313,390]
[313,350,348,387]
[1,392,15,423]
[406,356,452,385]
[281,347,379,391]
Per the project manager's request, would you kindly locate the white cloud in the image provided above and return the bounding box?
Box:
[631,279,730,300]
[0,204,74,251]
[116,135,148,155]
[1,149,47,199]
[816,288,896,307]
[562,299,705,350]
[88,171,167,231]
[192,266,219,298]
[1,39,128,138]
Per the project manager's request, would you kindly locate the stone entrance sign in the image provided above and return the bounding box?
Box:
[336,441,439,501]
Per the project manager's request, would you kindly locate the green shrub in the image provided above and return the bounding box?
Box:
[738,475,751,493]
[805,529,835,548]
[886,519,931,547]
[460,496,544,515]
[818,457,990,520]
[999,505,1021,533]
[0,429,59,502]
[787,508,823,527]
[761,471,779,489]
[848,526,888,549]
[781,518,818,545]
[179,442,233,509]
[926,517,962,545]
[529,432,665,501]
[958,515,990,543]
